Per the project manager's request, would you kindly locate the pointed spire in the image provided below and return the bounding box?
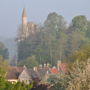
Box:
[22,8,27,17]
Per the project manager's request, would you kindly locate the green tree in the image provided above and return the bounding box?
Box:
[0,56,9,90]
[71,44,90,62]
[65,15,89,60]
[43,12,67,65]
[18,55,39,68]
[0,42,9,59]
[86,21,90,39]
[65,31,88,60]
[47,75,66,90]
[66,59,90,90]
[72,15,88,32]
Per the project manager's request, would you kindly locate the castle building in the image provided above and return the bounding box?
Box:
[17,8,37,42]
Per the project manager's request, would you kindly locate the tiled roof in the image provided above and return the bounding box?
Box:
[50,63,68,74]
[7,66,41,80]
[7,66,23,79]
[7,63,68,80]
[51,68,59,74]
[59,63,67,73]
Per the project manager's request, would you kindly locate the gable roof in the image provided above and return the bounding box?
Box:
[59,63,67,73]
[7,66,23,79]
[7,66,41,80]
[51,68,59,74]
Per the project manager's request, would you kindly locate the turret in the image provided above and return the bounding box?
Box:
[22,8,27,25]
[22,8,29,38]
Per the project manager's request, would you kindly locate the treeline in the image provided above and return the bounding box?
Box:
[0,42,9,59]
[17,12,90,67]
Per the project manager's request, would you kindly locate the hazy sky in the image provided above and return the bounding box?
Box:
[0,0,90,38]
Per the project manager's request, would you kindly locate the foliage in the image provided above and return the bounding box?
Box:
[66,59,90,90]
[17,12,67,65]
[86,21,90,39]
[18,55,39,68]
[0,42,9,59]
[0,61,33,90]
[0,56,9,75]
[47,75,66,90]
[17,13,90,66]
[47,59,90,90]
[72,15,88,32]
[71,44,90,62]
[0,57,10,90]
[11,82,33,90]
[0,81,33,90]
[0,60,33,90]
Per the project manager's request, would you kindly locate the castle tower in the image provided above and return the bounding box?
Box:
[16,8,37,42]
[22,8,29,38]
[22,8,27,25]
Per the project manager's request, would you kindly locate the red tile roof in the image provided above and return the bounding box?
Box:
[50,63,68,74]
[59,63,67,73]
[51,68,59,74]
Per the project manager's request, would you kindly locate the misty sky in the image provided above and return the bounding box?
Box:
[0,0,90,38]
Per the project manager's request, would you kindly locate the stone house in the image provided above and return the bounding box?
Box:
[7,61,68,84]
[7,66,40,84]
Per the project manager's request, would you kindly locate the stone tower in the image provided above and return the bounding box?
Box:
[22,8,27,25]
[16,8,38,42]
[22,8,29,38]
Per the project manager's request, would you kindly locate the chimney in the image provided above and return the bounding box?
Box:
[57,60,61,71]
[47,63,50,68]
[44,64,46,67]
[52,66,56,69]
[39,64,42,68]
[33,67,37,72]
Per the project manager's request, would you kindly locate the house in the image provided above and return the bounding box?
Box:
[7,66,40,84]
[7,61,68,84]
[50,61,68,75]
[7,66,23,83]
[18,66,32,84]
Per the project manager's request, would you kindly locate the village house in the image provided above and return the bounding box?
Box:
[7,61,67,84]
[7,66,40,84]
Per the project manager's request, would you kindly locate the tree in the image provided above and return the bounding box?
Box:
[65,31,88,60]
[47,75,66,90]
[65,15,89,60]
[0,42,9,59]
[17,12,68,65]
[86,21,90,39]
[17,13,90,66]
[18,55,39,68]
[71,44,90,62]
[43,12,67,65]
[72,15,88,32]
[0,56,9,90]
[66,59,90,90]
